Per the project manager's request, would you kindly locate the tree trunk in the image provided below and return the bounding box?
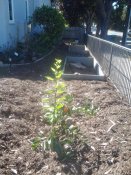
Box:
[96,0,113,39]
[122,4,131,46]
[85,12,94,35]
[96,23,100,36]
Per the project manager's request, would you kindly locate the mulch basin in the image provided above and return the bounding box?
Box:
[0,42,130,175]
[62,56,105,81]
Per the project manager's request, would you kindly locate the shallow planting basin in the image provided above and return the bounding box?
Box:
[62,56,105,81]
[69,45,89,56]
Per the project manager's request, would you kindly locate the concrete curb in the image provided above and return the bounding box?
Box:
[62,55,105,81]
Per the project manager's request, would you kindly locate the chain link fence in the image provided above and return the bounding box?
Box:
[87,35,131,104]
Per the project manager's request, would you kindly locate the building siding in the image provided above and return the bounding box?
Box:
[0,0,51,51]
[0,0,8,50]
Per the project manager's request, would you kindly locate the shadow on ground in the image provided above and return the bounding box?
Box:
[0,42,68,81]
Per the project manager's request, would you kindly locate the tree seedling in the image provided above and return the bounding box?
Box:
[31,58,98,160]
[32,58,78,160]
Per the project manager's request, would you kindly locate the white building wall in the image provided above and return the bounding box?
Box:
[43,0,51,6]
[13,0,27,42]
[7,0,27,44]
[0,0,8,50]
[28,0,35,17]
[34,0,51,8]
[0,0,51,51]
[0,0,27,50]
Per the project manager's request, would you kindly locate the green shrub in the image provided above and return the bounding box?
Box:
[32,5,65,52]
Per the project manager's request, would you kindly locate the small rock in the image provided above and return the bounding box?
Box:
[107,158,114,165]
[43,165,49,170]
[11,168,17,174]
[17,156,22,161]
[91,146,95,151]
[112,148,119,157]
[26,171,32,175]
[64,144,70,149]
[56,173,61,175]
[62,165,69,174]
[104,168,112,174]
[65,117,74,127]
[101,143,108,146]
[70,63,87,69]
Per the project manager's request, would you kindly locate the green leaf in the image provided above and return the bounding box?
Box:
[51,67,56,73]
[45,110,53,115]
[45,76,54,81]
[56,65,61,69]
[31,137,41,150]
[56,103,64,109]
[55,59,62,64]
[41,98,49,103]
[57,89,64,94]
[46,89,55,94]
[65,94,73,103]
[56,74,62,79]
[43,140,50,150]
[56,96,66,103]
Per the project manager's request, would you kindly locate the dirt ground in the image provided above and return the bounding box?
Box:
[0,42,131,175]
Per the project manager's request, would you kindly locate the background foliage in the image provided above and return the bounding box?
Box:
[52,0,129,38]
[32,5,65,53]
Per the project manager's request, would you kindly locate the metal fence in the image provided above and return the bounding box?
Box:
[87,35,131,104]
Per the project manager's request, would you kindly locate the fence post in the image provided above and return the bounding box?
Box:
[108,43,113,77]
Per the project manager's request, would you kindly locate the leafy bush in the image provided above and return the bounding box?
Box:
[32,5,65,52]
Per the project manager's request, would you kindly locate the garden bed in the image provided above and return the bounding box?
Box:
[0,42,131,175]
[63,56,105,81]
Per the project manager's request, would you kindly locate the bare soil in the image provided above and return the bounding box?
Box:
[0,42,131,175]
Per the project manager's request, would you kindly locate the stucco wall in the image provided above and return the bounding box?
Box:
[0,0,8,50]
[0,0,51,51]
[34,0,51,7]
[28,0,35,17]
[8,0,27,44]
[0,0,27,50]
[44,0,51,6]
[14,0,28,42]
